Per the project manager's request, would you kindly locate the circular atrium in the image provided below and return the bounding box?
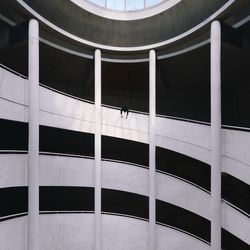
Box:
[86,0,164,11]
[0,0,250,250]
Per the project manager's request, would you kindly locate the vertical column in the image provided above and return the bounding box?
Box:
[149,50,156,250]
[28,19,39,250]
[95,49,102,250]
[210,21,221,250]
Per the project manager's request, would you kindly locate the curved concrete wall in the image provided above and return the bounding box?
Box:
[102,161,148,196]
[0,68,28,123]
[2,65,249,188]
[1,66,249,180]
[102,106,148,143]
[156,173,211,220]
[40,214,94,250]
[0,216,27,250]
[40,87,95,134]
[156,116,250,186]
[39,155,94,187]
[156,224,210,250]
[102,214,148,250]
[156,172,249,244]
[222,203,250,245]
[1,154,249,246]
[156,116,210,164]
[1,66,250,248]
[0,154,27,188]
[2,208,248,250]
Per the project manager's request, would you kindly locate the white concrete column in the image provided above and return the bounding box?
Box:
[149,49,156,250]
[94,49,102,250]
[28,19,39,250]
[210,20,221,250]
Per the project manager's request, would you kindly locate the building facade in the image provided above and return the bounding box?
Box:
[0,0,250,249]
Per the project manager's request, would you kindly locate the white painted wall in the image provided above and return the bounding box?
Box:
[157,117,210,151]
[39,87,95,134]
[222,202,250,245]
[156,117,210,164]
[0,68,29,248]
[40,214,94,250]
[0,153,148,193]
[0,216,27,250]
[0,67,28,122]
[222,129,250,182]
[222,156,250,187]
[102,161,148,196]
[1,66,250,248]
[0,154,28,188]
[0,98,28,122]
[1,209,249,250]
[223,129,250,165]
[156,173,211,220]
[102,106,148,143]
[0,154,95,188]
[102,214,148,250]
[0,67,249,187]
[39,155,94,187]
[34,92,250,187]
[156,224,210,250]
[0,67,28,105]
[1,154,249,247]
[156,116,250,185]
[156,172,250,244]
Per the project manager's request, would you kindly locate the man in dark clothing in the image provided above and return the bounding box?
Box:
[121,106,129,119]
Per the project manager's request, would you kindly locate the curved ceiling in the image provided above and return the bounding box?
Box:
[70,0,181,21]
[12,0,238,50]
[86,0,164,11]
